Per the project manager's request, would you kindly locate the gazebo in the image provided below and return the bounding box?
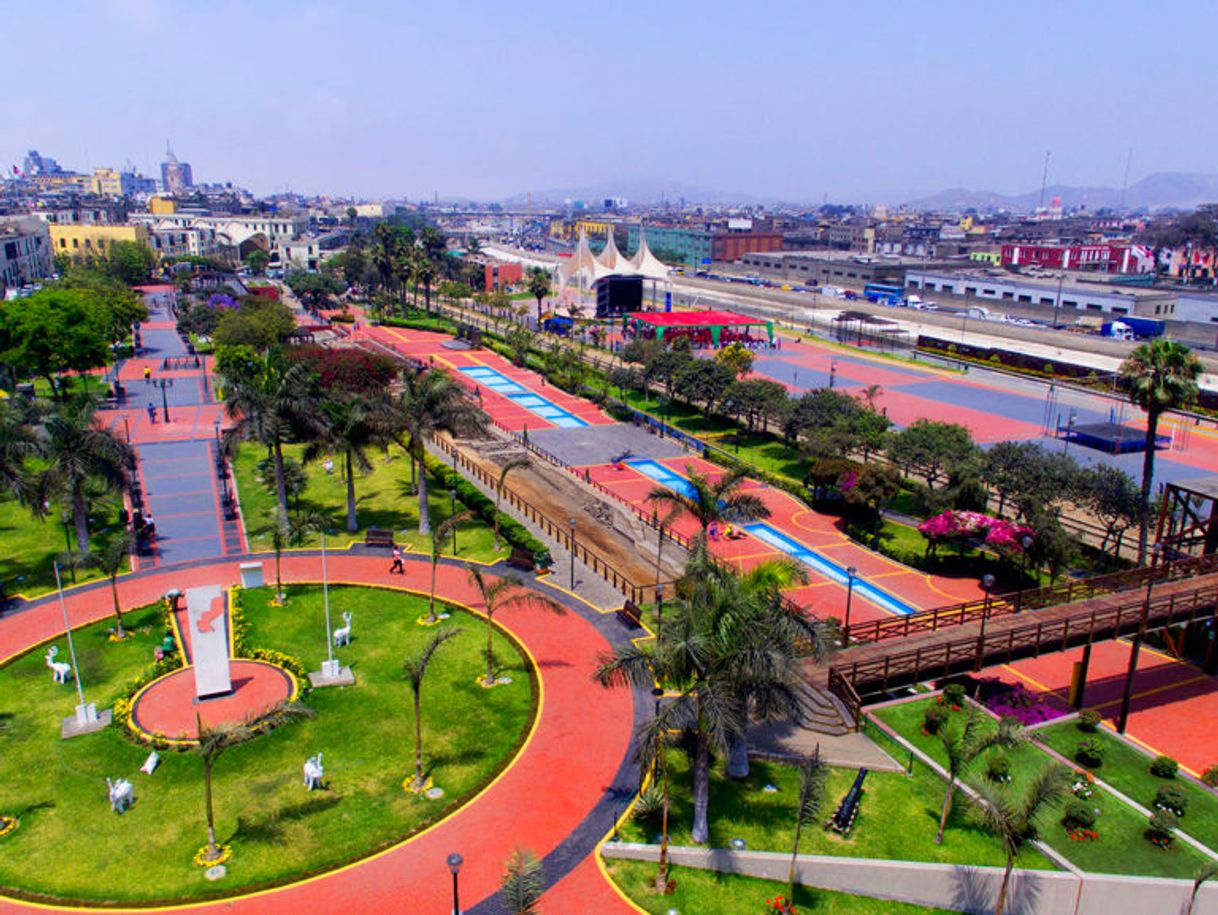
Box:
[623,310,773,347]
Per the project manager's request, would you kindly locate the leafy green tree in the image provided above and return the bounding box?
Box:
[0,399,40,507]
[103,240,157,285]
[973,763,1071,915]
[500,848,544,915]
[723,378,789,431]
[403,628,461,791]
[887,419,977,490]
[1078,464,1142,553]
[1120,339,1202,563]
[39,397,132,552]
[245,249,270,276]
[0,289,112,398]
[285,271,343,310]
[782,388,858,443]
[936,709,1025,844]
[213,299,297,351]
[220,350,324,533]
[389,367,484,535]
[505,323,534,367]
[467,566,565,686]
[643,349,693,399]
[525,267,551,321]
[307,393,394,532]
[674,359,735,413]
[645,465,769,554]
[90,534,133,639]
[193,703,315,864]
[715,342,755,379]
[55,265,148,336]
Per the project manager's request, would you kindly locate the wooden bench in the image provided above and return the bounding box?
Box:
[365,528,395,549]
[827,767,868,834]
[617,600,643,628]
[506,547,535,572]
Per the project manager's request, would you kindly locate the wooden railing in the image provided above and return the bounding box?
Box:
[843,552,1218,645]
[834,575,1218,696]
[826,667,862,731]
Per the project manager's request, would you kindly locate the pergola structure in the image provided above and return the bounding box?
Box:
[1155,476,1218,559]
[622,309,773,347]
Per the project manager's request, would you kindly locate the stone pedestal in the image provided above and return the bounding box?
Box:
[239,562,264,589]
[309,659,354,688]
[61,703,111,739]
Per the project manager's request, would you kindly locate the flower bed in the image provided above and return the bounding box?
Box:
[977,679,1066,727]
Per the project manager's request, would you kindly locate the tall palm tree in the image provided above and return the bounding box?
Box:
[90,534,132,640]
[1187,861,1218,915]
[426,511,473,623]
[596,556,822,843]
[1120,339,1202,563]
[467,566,565,687]
[194,703,314,864]
[389,367,485,535]
[501,848,544,915]
[39,396,131,553]
[269,508,290,603]
[935,709,1024,844]
[525,267,551,322]
[371,223,401,295]
[973,763,1071,915]
[403,627,461,791]
[632,712,675,892]
[0,399,40,507]
[221,350,324,536]
[494,457,530,550]
[646,465,770,554]
[784,753,827,913]
[308,394,393,533]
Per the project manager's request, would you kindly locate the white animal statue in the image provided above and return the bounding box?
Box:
[303,753,324,791]
[140,751,160,775]
[333,612,353,647]
[107,777,134,813]
[45,646,73,684]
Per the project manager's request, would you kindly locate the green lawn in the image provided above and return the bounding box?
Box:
[31,373,111,399]
[0,492,123,598]
[874,698,1211,878]
[0,585,535,903]
[233,442,501,562]
[619,748,1048,871]
[606,859,955,915]
[1036,721,1218,852]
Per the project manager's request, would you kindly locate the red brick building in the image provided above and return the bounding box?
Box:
[484,260,523,290]
[712,231,784,262]
[1001,243,1154,274]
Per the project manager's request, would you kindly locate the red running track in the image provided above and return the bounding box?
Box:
[0,555,638,914]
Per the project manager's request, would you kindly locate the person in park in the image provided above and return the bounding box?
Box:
[146,402,156,424]
[143,365,151,383]
[389,546,404,575]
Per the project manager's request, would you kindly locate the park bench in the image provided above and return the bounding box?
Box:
[506,547,535,572]
[827,767,868,835]
[364,528,395,549]
[616,600,643,628]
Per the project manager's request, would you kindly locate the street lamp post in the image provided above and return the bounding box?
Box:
[320,529,339,678]
[449,489,458,553]
[976,573,995,671]
[155,378,173,423]
[568,518,577,590]
[1018,534,1034,611]
[829,359,838,389]
[446,852,463,915]
[842,566,857,646]
[655,584,665,631]
[55,561,98,729]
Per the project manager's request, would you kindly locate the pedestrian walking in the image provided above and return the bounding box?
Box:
[146,402,156,424]
[389,546,404,574]
[143,366,151,384]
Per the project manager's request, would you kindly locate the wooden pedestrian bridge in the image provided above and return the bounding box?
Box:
[814,553,1218,727]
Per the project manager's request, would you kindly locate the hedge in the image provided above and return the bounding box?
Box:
[421,451,551,568]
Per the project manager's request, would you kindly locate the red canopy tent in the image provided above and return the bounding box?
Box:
[622,310,773,346]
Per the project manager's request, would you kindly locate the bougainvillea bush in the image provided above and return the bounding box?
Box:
[978,679,1065,727]
[917,510,1033,557]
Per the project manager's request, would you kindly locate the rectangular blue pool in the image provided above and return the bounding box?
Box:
[627,459,698,499]
[459,366,588,428]
[743,523,919,617]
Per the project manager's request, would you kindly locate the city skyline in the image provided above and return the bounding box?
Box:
[1,0,1215,203]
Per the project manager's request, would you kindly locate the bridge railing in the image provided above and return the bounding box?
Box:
[844,552,1218,645]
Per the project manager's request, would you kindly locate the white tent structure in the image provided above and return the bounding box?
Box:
[595,228,627,272]
[629,229,671,282]
[556,227,601,288]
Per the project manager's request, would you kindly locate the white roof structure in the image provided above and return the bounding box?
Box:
[596,228,626,272]
[629,229,671,282]
[556,227,601,288]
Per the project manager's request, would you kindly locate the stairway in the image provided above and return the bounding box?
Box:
[794,682,856,737]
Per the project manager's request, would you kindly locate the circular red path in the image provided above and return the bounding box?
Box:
[131,660,294,740]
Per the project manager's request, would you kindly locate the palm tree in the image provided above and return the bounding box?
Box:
[973,763,1071,915]
[193,702,315,864]
[467,565,565,687]
[646,465,770,554]
[0,399,40,508]
[500,848,543,915]
[653,505,681,593]
[859,384,884,412]
[221,350,324,536]
[935,709,1024,844]
[371,223,401,296]
[632,712,675,892]
[403,628,461,791]
[39,396,132,553]
[1187,861,1218,915]
[389,367,484,535]
[426,511,473,623]
[308,394,393,533]
[784,753,827,913]
[90,535,132,639]
[1119,339,1202,563]
[596,556,823,843]
[494,457,530,550]
[269,507,294,602]
[525,267,551,322]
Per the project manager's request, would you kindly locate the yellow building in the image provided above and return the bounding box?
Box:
[49,223,150,258]
[30,173,91,191]
[574,219,613,239]
[149,197,178,215]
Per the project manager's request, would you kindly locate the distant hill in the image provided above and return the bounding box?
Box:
[503,178,778,207]
[904,172,1218,213]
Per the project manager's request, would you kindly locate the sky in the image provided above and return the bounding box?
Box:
[2,0,1216,204]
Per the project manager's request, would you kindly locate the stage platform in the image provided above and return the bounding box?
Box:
[1059,421,1170,454]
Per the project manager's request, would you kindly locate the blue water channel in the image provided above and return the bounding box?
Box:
[743,523,919,616]
[458,366,588,428]
[626,459,699,499]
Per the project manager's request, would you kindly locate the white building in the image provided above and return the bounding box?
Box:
[129,213,308,262]
[0,217,53,293]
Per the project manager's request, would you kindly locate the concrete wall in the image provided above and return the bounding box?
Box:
[603,843,1218,915]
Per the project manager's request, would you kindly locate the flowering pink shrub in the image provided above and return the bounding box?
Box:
[917,510,1032,555]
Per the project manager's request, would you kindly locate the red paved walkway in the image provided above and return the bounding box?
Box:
[131,660,295,740]
[0,555,637,914]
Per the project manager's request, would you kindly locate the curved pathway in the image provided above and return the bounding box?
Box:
[0,552,643,914]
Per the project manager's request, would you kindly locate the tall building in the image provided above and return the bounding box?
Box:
[0,217,53,293]
[22,149,65,176]
[160,144,193,195]
[91,167,156,198]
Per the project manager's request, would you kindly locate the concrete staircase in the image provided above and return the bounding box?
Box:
[794,682,855,737]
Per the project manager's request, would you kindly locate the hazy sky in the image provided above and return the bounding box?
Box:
[2,0,1215,203]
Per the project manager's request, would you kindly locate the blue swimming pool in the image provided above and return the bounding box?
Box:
[459,366,588,428]
[743,523,919,617]
[627,459,698,499]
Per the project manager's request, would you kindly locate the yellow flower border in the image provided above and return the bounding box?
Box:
[0,816,18,839]
[402,774,434,796]
[193,843,232,868]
